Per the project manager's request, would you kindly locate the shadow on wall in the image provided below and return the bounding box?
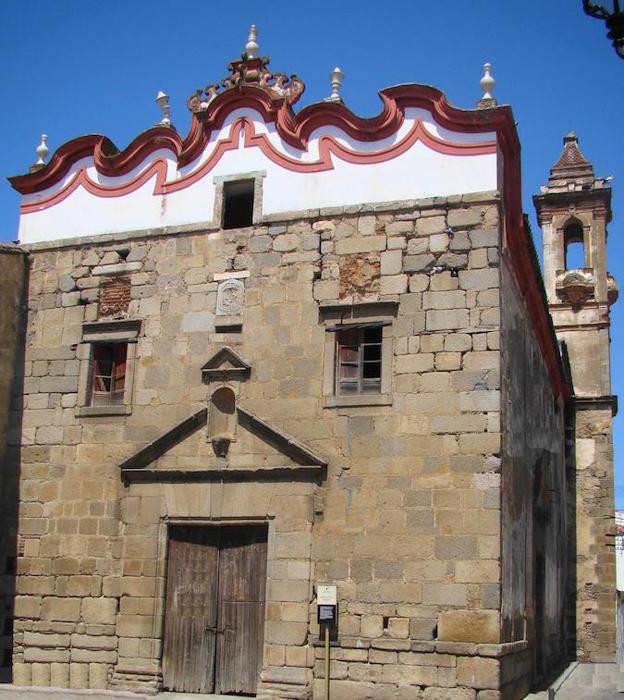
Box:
[0,248,27,683]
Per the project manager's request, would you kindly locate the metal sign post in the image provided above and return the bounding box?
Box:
[324,624,330,700]
[317,585,337,700]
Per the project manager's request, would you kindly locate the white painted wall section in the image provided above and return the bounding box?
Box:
[18,107,498,244]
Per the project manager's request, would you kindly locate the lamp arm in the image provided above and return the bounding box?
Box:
[583,0,611,19]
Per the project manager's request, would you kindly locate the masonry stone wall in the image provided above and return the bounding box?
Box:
[572,406,616,662]
[0,245,26,682]
[8,191,553,699]
[499,251,568,696]
[551,320,616,662]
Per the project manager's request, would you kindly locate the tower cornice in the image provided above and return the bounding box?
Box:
[533,186,612,224]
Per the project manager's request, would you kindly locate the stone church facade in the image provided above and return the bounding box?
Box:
[0,30,617,700]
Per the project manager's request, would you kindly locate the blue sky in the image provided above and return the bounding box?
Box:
[1,1,623,504]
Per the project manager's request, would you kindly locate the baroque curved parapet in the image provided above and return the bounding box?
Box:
[10,84,506,201]
[7,78,519,246]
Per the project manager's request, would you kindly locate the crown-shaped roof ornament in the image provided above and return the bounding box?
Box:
[187,25,305,113]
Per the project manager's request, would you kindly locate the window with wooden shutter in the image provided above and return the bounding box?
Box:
[90,343,127,406]
[320,301,396,408]
[77,319,140,417]
[336,325,382,395]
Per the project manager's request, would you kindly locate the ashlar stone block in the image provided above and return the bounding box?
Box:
[361,615,384,638]
[387,617,410,639]
[457,656,500,689]
[41,597,81,622]
[380,274,408,295]
[380,250,403,276]
[335,236,386,255]
[426,309,470,331]
[438,610,500,643]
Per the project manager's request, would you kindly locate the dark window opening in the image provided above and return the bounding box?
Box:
[223,180,254,229]
[336,326,382,395]
[564,222,585,270]
[90,343,127,406]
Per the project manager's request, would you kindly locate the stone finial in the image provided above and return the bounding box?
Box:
[156,90,171,127]
[245,25,259,59]
[477,63,497,109]
[29,134,49,172]
[35,134,49,165]
[324,67,345,103]
[480,63,495,99]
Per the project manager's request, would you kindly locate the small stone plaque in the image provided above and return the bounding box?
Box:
[216,278,245,316]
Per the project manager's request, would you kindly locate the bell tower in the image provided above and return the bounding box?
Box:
[534,132,618,662]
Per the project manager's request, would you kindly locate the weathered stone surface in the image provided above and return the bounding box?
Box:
[448,209,482,228]
[58,275,77,292]
[41,598,81,622]
[81,598,118,625]
[273,233,300,252]
[404,254,435,272]
[380,250,403,276]
[335,236,386,255]
[380,274,408,295]
[457,657,500,689]
[438,610,500,644]
[416,216,445,236]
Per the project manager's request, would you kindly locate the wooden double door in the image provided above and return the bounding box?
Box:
[162,524,268,695]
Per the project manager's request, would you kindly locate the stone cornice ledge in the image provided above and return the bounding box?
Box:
[311,636,530,657]
[574,394,618,416]
[121,465,326,484]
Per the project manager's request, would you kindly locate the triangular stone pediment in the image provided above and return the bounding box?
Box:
[201,346,251,382]
[118,404,326,483]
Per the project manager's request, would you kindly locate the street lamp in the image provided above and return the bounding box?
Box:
[583,0,624,59]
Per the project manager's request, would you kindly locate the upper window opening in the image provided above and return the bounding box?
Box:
[223,180,254,229]
[336,325,382,395]
[90,342,127,406]
[564,222,585,270]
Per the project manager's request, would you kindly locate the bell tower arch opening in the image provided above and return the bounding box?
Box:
[562,218,585,271]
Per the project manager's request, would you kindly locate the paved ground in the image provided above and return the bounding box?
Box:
[526,662,624,699]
